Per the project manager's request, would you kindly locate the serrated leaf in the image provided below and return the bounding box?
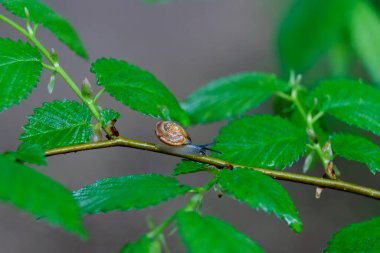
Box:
[312,80,380,135]
[100,108,120,126]
[0,38,42,111]
[176,211,265,253]
[181,72,288,124]
[0,154,86,238]
[172,160,208,176]
[277,0,359,73]
[73,174,191,215]
[20,100,93,149]
[0,0,88,59]
[351,1,380,85]
[331,133,380,174]
[324,217,380,253]
[213,115,308,169]
[120,235,160,253]
[218,168,302,232]
[91,58,189,126]
[15,142,46,166]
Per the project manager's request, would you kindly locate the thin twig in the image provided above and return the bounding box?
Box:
[0,14,113,136]
[45,136,380,200]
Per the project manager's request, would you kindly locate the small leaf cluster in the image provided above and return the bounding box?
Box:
[1,0,380,252]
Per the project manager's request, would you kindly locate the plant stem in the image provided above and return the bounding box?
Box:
[55,66,101,121]
[42,63,56,71]
[93,88,106,103]
[0,14,111,136]
[290,85,330,168]
[147,216,171,253]
[291,89,307,120]
[45,136,380,200]
[4,13,379,201]
[146,178,217,246]
[148,214,177,239]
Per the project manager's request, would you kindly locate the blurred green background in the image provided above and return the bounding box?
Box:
[278,0,380,86]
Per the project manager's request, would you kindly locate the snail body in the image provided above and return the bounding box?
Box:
[155,121,219,155]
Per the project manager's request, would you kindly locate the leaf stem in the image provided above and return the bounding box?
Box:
[93,88,106,103]
[148,214,177,239]
[42,62,56,71]
[291,88,307,120]
[55,66,101,120]
[275,91,292,101]
[0,14,112,136]
[312,111,324,124]
[146,178,217,245]
[45,136,380,200]
[146,216,171,253]
[289,84,330,168]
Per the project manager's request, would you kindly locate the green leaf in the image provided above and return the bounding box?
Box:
[218,168,302,232]
[172,160,209,176]
[277,0,359,73]
[15,142,46,166]
[182,72,288,124]
[331,133,380,174]
[176,211,265,253]
[213,115,308,169]
[20,100,93,149]
[91,58,190,126]
[351,1,380,85]
[327,33,352,78]
[0,38,42,111]
[0,0,88,59]
[324,217,380,253]
[0,154,86,238]
[73,174,191,215]
[120,235,160,253]
[312,80,380,135]
[100,108,120,126]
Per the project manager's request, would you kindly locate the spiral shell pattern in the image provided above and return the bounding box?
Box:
[155,121,191,146]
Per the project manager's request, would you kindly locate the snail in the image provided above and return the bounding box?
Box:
[155,121,220,155]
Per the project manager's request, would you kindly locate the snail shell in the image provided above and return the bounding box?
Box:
[155,121,191,146]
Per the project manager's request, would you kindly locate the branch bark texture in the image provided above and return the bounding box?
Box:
[45,136,380,200]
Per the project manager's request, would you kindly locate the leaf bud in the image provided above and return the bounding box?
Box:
[81,77,93,99]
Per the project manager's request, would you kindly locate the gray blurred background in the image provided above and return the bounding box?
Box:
[1,0,380,252]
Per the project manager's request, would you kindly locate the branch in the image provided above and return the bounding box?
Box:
[45,136,380,200]
[0,14,113,136]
